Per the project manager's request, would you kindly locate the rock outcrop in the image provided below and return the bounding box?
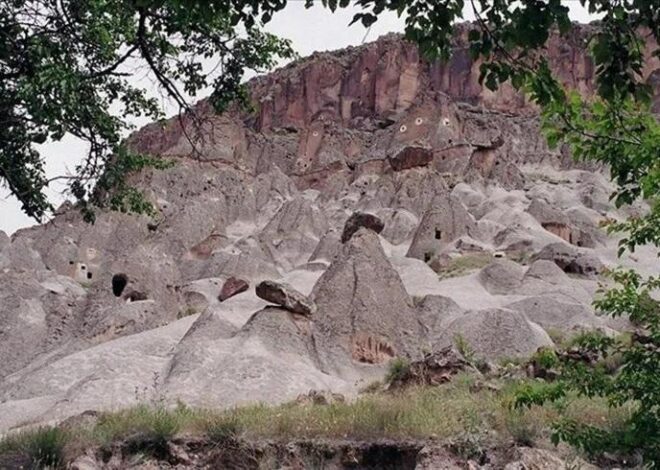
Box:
[311,229,421,379]
[0,22,658,433]
[439,308,554,359]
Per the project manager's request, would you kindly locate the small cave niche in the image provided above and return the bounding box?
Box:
[112,274,128,297]
[424,252,432,263]
[86,272,93,280]
[434,229,442,240]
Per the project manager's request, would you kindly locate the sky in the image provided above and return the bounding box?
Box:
[0,2,595,235]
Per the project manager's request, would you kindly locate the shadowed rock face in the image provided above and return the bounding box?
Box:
[0,23,658,432]
[218,276,249,302]
[340,212,385,243]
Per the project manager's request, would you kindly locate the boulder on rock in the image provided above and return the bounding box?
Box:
[340,212,385,243]
[388,145,433,171]
[533,242,578,270]
[527,198,569,225]
[218,276,250,302]
[527,199,570,233]
[255,280,316,316]
[416,295,465,344]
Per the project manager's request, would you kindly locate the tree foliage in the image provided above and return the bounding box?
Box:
[1,0,295,220]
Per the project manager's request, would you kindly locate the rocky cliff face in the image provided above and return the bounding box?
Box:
[0,24,658,433]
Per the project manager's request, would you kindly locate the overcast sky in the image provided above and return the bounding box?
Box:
[1,2,595,235]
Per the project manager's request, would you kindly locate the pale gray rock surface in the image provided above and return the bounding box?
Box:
[0,27,658,433]
[416,295,465,346]
[478,259,526,295]
[439,308,553,359]
[506,296,609,333]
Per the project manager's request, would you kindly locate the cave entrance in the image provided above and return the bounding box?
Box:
[112,274,128,297]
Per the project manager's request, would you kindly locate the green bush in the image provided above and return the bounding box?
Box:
[384,358,410,384]
[504,408,541,446]
[531,348,558,370]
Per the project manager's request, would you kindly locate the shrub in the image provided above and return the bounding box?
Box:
[531,348,558,370]
[177,307,198,319]
[384,358,410,384]
[438,253,493,280]
[450,431,486,461]
[453,334,475,363]
[149,407,181,443]
[504,408,541,446]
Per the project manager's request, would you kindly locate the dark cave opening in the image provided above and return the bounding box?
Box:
[112,274,128,297]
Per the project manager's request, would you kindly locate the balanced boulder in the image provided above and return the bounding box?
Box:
[477,259,525,295]
[340,212,385,243]
[255,280,316,316]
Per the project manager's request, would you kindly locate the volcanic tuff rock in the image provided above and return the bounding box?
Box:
[340,211,385,243]
[255,280,316,315]
[218,276,249,302]
[0,23,658,432]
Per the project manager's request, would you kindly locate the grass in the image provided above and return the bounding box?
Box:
[177,306,198,319]
[0,426,68,469]
[437,253,494,279]
[0,374,635,467]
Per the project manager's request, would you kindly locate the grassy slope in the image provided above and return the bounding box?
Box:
[0,373,632,467]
